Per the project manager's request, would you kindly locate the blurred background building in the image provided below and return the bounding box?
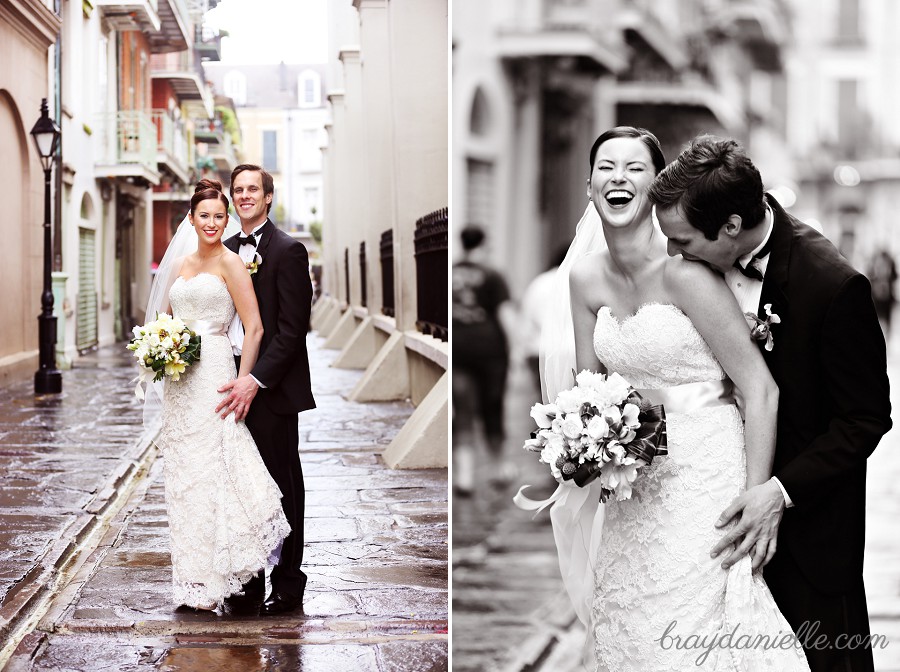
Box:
[453,0,900,298]
[204,60,328,257]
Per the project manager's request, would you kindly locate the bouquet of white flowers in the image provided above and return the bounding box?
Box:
[126,313,201,399]
[524,370,667,502]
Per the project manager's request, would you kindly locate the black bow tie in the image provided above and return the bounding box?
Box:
[734,259,764,281]
[237,233,258,247]
[733,232,773,281]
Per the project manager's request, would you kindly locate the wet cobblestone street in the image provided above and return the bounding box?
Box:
[0,336,448,671]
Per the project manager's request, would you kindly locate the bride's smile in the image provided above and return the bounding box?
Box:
[588,136,655,228]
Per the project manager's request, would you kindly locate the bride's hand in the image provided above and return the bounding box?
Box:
[710,479,785,570]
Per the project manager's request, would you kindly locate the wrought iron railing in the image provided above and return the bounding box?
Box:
[359,241,367,308]
[151,110,190,174]
[413,208,448,341]
[97,110,157,171]
[380,229,395,317]
[344,247,350,305]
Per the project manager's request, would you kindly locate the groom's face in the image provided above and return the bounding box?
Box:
[656,205,737,274]
[232,170,272,226]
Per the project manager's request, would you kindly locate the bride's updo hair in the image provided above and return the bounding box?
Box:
[190,178,230,214]
[588,126,666,175]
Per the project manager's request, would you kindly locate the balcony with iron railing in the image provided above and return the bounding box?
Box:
[150,0,191,53]
[151,111,191,184]
[495,0,627,75]
[94,0,161,35]
[95,111,161,185]
[151,46,214,118]
[195,24,222,61]
[195,120,239,172]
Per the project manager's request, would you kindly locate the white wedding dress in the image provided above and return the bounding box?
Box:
[590,303,809,671]
[158,273,290,608]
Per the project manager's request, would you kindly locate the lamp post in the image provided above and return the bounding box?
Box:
[30,98,62,395]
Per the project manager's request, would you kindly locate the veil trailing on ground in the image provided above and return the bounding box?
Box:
[140,213,241,436]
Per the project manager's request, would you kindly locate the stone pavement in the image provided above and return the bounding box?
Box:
[0,335,448,671]
[452,351,900,672]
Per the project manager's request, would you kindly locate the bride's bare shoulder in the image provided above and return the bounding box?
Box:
[570,250,609,287]
[662,255,720,288]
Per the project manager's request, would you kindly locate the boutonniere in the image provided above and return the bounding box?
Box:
[246,252,262,276]
[744,303,781,351]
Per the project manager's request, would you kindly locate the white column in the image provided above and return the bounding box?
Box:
[356,0,393,315]
[326,91,348,305]
[338,47,364,307]
[386,0,448,332]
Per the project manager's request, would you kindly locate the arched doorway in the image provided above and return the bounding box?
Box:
[0,90,31,360]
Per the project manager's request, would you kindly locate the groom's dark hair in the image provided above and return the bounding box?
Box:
[230,164,275,215]
[648,135,767,240]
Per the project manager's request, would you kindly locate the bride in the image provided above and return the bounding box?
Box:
[532,127,810,670]
[143,179,290,611]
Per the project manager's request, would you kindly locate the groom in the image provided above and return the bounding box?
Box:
[217,163,316,615]
[650,136,891,672]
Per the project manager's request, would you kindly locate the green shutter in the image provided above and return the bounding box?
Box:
[76,228,99,350]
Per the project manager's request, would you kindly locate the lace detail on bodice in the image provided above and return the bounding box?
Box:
[170,274,236,324]
[588,303,809,671]
[593,303,726,389]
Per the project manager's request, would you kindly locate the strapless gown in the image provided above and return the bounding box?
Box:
[158,273,290,608]
[590,303,809,671]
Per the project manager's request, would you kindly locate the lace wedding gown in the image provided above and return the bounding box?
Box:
[158,273,290,608]
[590,303,809,671]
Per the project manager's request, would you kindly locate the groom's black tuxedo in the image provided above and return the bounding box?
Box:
[225,218,315,598]
[759,195,891,671]
[226,219,316,414]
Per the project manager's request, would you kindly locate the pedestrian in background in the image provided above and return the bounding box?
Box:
[520,246,569,398]
[452,225,516,495]
[869,248,897,338]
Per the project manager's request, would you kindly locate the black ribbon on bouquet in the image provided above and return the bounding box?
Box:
[564,391,668,489]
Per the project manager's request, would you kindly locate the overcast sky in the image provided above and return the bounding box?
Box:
[205,0,329,65]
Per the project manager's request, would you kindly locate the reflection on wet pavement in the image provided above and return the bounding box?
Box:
[1,338,448,670]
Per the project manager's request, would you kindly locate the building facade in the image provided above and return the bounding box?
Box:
[0,0,61,385]
[782,0,900,272]
[314,0,449,468]
[1,0,230,383]
[203,61,328,257]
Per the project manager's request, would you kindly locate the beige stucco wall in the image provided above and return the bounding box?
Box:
[0,0,61,384]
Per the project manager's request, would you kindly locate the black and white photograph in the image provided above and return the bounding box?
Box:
[0,0,448,670]
[452,1,900,671]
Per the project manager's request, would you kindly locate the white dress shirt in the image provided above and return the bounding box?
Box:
[232,224,266,389]
[723,206,793,508]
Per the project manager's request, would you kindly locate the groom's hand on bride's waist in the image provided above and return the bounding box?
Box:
[710,478,785,571]
[216,375,260,420]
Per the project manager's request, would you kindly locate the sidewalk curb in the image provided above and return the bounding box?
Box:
[0,431,159,666]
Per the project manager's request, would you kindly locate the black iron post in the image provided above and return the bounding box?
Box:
[31,99,62,394]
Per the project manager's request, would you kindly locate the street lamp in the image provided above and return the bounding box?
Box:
[30,98,62,394]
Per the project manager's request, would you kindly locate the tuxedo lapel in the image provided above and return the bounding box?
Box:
[255,219,274,260]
